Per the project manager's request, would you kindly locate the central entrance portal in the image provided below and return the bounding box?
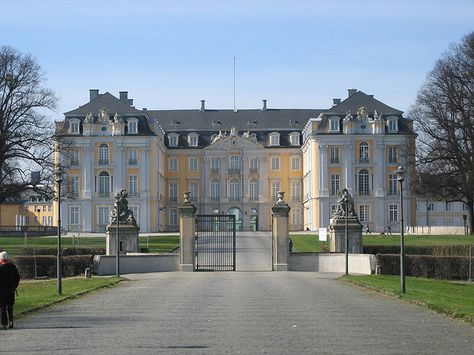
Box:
[195,214,236,271]
[227,207,243,231]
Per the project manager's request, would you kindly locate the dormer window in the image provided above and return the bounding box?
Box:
[387,117,398,133]
[69,119,80,134]
[168,133,179,147]
[269,132,280,146]
[188,133,199,147]
[127,118,138,134]
[329,116,340,132]
[289,132,300,146]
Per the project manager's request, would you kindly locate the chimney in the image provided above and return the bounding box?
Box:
[89,89,99,102]
[119,91,128,102]
[143,107,147,111]
[333,98,341,106]
[348,88,357,97]
[262,99,267,111]
[200,99,205,112]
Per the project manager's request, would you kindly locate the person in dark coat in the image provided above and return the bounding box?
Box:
[0,251,20,329]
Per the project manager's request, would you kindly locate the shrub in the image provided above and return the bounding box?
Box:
[376,254,471,280]
[365,245,470,256]
[13,255,93,279]
[18,247,105,256]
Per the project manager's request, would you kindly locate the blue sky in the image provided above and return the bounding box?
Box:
[2,0,473,118]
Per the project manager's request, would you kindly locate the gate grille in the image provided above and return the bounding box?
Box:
[195,215,236,271]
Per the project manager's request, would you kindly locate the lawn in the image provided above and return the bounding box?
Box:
[0,235,179,256]
[15,277,123,317]
[341,274,474,325]
[290,234,474,252]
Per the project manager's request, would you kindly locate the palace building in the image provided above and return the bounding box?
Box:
[55,88,416,233]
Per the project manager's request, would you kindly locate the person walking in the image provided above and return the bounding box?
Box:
[0,251,20,330]
[365,224,371,234]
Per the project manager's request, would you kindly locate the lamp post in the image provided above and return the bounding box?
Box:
[115,197,120,277]
[55,167,63,295]
[342,189,350,276]
[395,166,405,294]
[463,215,467,236]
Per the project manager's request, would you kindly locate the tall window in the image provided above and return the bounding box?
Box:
[269,133,280,146]
[129,175,138,197]
[389,204,398,222]
[250,158,259,173]
[330,146,339,163]
[168,135,178,147]
[99,144,109,165]
[330,174,340,196]
[271,181,280,201]
[358,169,369,195]
[169,209,178,226]
[388,146,398,163]
[70,176,79,198]
[359,205,370,223]
[388,174,398,195]
[291,180,301,202]
[127,119,138,134]
[70,149,79,166]
[230,156,240,170]
[291,208,301,226]
[271,157,280,171]
[229,179,241,201]
[98,207,110,225]
[330,118,340,132]
[188,158,198,171]
[128,148,138,165]
[168,182,178,202]
[359,142,369,163]
[189,181,198,201]
[70,206,80,225]
[188,134,199,147]
[98,171,110,197]
[70,120,80,134]
[168,157,178,172]
[249,179,258,200]
[388,118,398,132]
[211,158,220,173]
[210,179,220,201]
[291,157,300,170]
[289,133,300,146]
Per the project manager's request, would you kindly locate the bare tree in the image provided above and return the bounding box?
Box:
[0,46,57,203]
[411,32,474,233]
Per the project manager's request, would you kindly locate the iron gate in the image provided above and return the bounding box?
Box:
[195,215,236,271]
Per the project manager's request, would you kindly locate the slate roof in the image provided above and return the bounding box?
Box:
[64,92,142,116]
[326,91,403,116]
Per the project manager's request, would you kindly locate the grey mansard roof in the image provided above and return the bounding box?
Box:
[326,91,403,116]
[64,92,142,116]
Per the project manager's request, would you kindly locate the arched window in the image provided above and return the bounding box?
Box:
[99,144,109,165]
[210,179,220,201]
[99,171,110,197]
[229,179,241,201]
[249,179,258,201]
[359,142,369,163]
[358,169,370,195]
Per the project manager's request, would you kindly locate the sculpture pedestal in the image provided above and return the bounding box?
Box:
[329,218,363,253]
[106,224,140,255]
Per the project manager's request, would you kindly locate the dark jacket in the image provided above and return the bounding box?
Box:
[0,263,20,294]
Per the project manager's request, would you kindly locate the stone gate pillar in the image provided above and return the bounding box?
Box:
[178,191,196,271]
[272,191,291,271]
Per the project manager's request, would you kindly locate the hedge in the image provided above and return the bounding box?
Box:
[17,247,105,256]
[13,255,93,279]
[364,245,471,256]
[376,254,472,280]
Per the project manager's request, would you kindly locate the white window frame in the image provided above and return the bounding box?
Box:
[168,182,178,202]
[271,157,280,171]
[229,155,240,170]
[359,142,369,163]
[70,176,80,198]
[271,181,280,201]
[388,174,398,195]
[69,206,80,225]
[210,179,220,201]
[330,146,339,164]
[98,206,110,225]
[329,117,340,132]
[128,175,138,197]
[291,156,300,170]
[128,148,138,165]
[359,205,370,223]
[70,149,80,166]
[169,209,178,226]
[69,119,80,134]
[387,117,399,133]
[229,179,241,201]
[291,180,301,202]
[98,144,109,165]
[330,174,340,196]
[168,157,178,172]
[127,118,138,134]
[188,181,198,201]
[188,133,199,147]
[289,132,300,146]
[358,169,370,195]
[389,204,398,222]
[249,179,258,201]
[388,146,398,163]
[168,134,179,147]
[269,132,280,146]
[188,157,198,172]
[98,171,110,197]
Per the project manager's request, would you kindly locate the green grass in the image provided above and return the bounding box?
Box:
[341,275,474,325]
[0,235,179,256]
[15,277,123,317]
[290,234,474,252]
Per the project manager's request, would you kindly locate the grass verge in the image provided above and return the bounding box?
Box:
[341,274,474,325]
[15,276,123,318]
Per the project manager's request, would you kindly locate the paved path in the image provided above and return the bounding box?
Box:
[236,232,272,271]
[2,272,473,354]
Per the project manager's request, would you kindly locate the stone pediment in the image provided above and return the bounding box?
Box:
[205,134,263,151]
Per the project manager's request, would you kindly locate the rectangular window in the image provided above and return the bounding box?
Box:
[330,175,340,196]
[169,135,178,147]
[271,181,280,201]
[359,205,370,223]
[291,181,301,202]
[388,174,398,195]
[290,134,299,146]
[250,158,259,173]
[70,176,79,198]
[188,158,198,172]
[98,207,110,225]
[388,146,398,163]
[211,158,220,173]
[70,206,80,224]
[389,204,398,222]
[169,209,178,226]
[189,135,198,146]
[128,120,138,134]
[249,179,258,200]
[330,119,339,132]
[330,147,339,164]
[270,135,280,146]
[428,202,435,211]
[168,157,178,172]
[169,182,178,202]
[271,157,280,171]
[189,181,198,201]
[291,157,300,170]
[128,148,138,165]
[210,180,220,201]
[70,149,79,166]
[129,175,138,197]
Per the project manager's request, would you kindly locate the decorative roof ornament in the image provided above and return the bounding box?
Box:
[357,106,368,120]
[343,110,352,121]
[211,130,226,143]
[98,108,109,124]
[84,113,93,123]
[242,131,251,139]
[317,112,326,120]
[230,127,238,136]
[113,113,124,123]
[373,110,383,121]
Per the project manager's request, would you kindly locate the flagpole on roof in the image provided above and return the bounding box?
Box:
[233,56,236,112]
